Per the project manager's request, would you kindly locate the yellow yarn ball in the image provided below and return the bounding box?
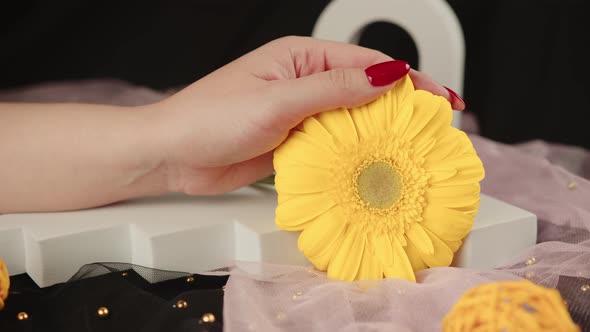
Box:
[0,258,9,310]
[442,280,579,332]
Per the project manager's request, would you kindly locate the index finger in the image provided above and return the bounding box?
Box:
[249,36,463,109]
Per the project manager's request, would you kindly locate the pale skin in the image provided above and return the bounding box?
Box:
[0,36,464,214]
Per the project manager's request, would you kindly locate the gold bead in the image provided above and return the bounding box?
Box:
[525,271,535,279]
[174,300,188,309]
[526,257,536,266]
[16,312,29,321]
[97,307,109,318]
[567,181,577,190]
[292,291,303,300]
[121,272,128,277]
[276,312,287,321]
[201,312,216,323]
[581,284,590,292]
[186,276,195,283]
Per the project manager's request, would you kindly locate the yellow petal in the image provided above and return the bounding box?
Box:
[277,192,296,205]
[428,169,458,183]
[301,116,334,142]
[372,75,414,132]
[410,94,453,145]
[419,205,474,241]
[414,138,436,158]
[428,183,480,199]
[355,236,384,280]
[433,168,485,186]
[316,108,359,146]
[406,224,434,255]
[298,208,347,259]
[423,129,468,164]
[390,96,414,137]
[275,194,335,230]
[327,226,365,281]
[371,94,389,132]
[307,231,346,271]
[443,239,463,252]
[349,105,374,142]
[404,239,428,271]
[461,165,485,184]
[274,131,334,170]
[380,88,394,125]
[394,231,408,246]
[351,79,411,138]
[452,199,481,216]
[401,90,442,141]
[287,131,335,154]
[418,228,454,267]
[428,183,479,198]
[388,75,415,120]
[445,129,474,154]
[275,167,335,194]
[426,154,483,177]
[375,234,393,268]
[426,184,481,208]
[384,239,416,282]
[431,155,485,186]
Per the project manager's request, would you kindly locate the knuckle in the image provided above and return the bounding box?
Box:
[273,35,307,46]
[260,84,294,126]
[327,68,352,91]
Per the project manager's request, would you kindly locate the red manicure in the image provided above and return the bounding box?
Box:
[443,86,466,110]
[365,60,410,87]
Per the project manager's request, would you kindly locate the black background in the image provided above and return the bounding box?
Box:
[1,0,588,148]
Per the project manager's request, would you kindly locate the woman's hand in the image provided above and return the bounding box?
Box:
[151,36,465,195]
[0,36,464,213]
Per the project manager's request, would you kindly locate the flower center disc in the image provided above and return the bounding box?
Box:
[356,161,402,209]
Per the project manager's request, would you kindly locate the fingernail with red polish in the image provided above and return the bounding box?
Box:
[365,60,410,87]
[443,86,466,110]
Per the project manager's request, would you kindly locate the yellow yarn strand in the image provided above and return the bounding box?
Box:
[442,280,580,332]
[0,259,9,310]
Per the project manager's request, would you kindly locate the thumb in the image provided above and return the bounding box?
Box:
[275,60,410,120]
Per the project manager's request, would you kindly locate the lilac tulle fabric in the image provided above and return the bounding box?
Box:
[2,81,589,331]
[222,134,590,332]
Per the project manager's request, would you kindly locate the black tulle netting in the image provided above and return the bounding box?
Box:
[1,263,229,332]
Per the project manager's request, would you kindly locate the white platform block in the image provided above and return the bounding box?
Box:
[0,187,536,287]
[452,196,537,269]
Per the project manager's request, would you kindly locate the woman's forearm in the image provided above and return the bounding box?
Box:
[0,102,169,213]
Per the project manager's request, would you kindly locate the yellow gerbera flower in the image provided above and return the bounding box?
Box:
[274,75,485,282]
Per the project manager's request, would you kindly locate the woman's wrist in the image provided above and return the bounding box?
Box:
[125,102,178,198]
[141,94,218,196]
